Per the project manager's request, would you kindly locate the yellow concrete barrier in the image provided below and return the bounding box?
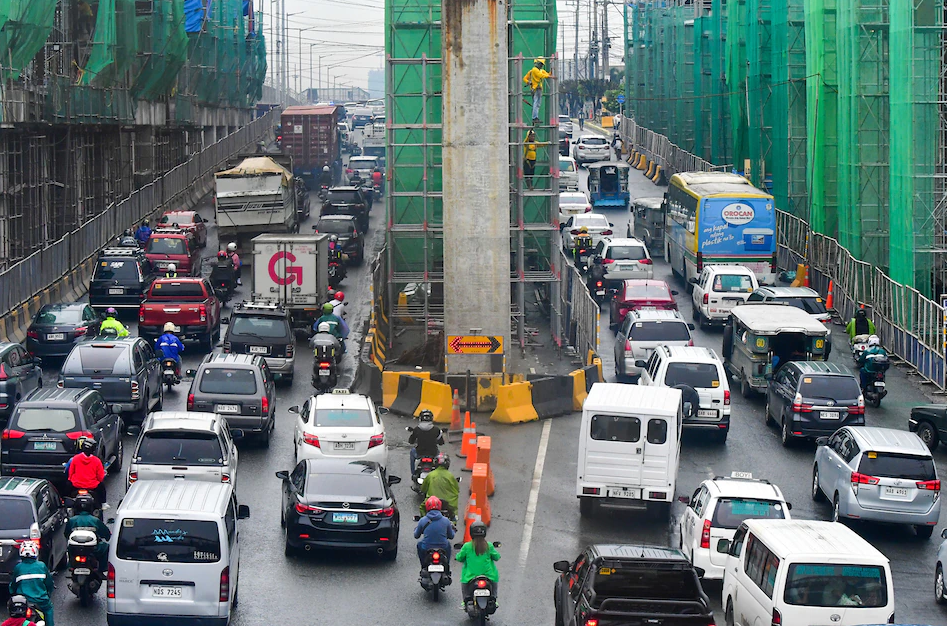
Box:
[645,160,655,178]
[592,357,604,383]
[569,369,588,411]
[418,379,454,424]
[652,165,662,183]
[382,370,430,408]
[490,382,538,424]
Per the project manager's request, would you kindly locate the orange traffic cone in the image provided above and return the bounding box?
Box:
[472,463,491,525]
[462,421,478,471]
[476,436,495,497]
[825,280,834,310]
[457,411,472,458]
[465,492,477,521]
[449,389,462,434]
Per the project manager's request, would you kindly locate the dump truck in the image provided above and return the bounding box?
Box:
[251,233,330,334]
[281,105,341,187]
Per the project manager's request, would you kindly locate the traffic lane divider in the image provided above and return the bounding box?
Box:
[569,369,588,410]
[490,381,538,423]
[527,375,573,418]
[417,379,453,423]
[383,370,430,408]
[389,373,424,417]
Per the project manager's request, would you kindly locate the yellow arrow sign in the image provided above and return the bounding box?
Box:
[447,335,503,354]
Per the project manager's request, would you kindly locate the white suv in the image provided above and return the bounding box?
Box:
[679,473,791,580]
[690,264,758,328]
[638,345,731,441]
[290,390,389,468]
[613,309,694,379]
[593,237,654,283]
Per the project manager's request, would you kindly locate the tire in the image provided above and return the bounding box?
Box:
[260,418,272,448]
[79,584,91,607]
[936,564,946,604]
[916,524,935,540]
[201,330,214,351]
[232,581,239,609]
[283,527,296,558]
[382,542,398,561]
[579,497,595,517]
[108,438,124,476]
[764,400,775,426]
[780,417,792,447]
[154,385,164,411]
[691,305,699,322]
[740,371,752,399]
[430,585,439,602]
[716,428,728,444]
[832,493,841,523]
[166,379,173,392]
[917,421,939,452]
[811,465,825,502]
[866,394,880,409]
[725,599,735,626]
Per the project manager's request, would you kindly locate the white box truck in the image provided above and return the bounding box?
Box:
[251,234,329,333]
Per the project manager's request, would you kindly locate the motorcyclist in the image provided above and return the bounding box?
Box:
[408,409,444,480]
[350,170,364,188]
[165,263,179,278]
[117,229,138,247]
[313,302,349,341]
[587,255,606,290]
[8,543,53,626]
[2,595,40,626]
[155,322,185,377]
[419,452,460,521]
[414,496,455,568]
[309,321,342,364]
[67,437,106,505]
[455,520,500,610]
[64,492,111,564]
[857,334,888,391]
[372,166,383,190]
[99,308,128,337]
[134,219,152,245]
[318,165,332,190]
[845,307,876,342]
[327,235,344,264]
[227,243,242,286]
[573,226,593,262]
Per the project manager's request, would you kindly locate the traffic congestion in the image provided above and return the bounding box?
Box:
[0,109,943,626]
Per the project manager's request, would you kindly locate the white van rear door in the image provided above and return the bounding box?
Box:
[641,416,673,487]
[584,413,644,489]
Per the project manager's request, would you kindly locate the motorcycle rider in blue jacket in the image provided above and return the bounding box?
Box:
[155,322,185,377]
[414,496,455,570]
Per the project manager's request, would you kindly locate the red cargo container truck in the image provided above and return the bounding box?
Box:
[280,105,341,188]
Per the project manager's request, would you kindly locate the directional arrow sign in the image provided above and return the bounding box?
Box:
[447,335,503,355]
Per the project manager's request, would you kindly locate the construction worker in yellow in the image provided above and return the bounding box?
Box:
[524,129,538,190]
[523,58,551,125]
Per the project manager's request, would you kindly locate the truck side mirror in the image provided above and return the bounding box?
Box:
[275,470,289,481]
[237,505,250,520]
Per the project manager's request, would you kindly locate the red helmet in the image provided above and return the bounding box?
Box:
[424,496,442,512]
[217,250,228,259]
[333,291,344,302]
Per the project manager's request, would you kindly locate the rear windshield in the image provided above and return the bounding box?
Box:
[228,316,291,341]
[198,368,258,395]
[629,321,690,342]
[94,260,140,281]
[315,220,356,235]
[314,408,374,428]
[624,284,669,299]
[136,432,224,466]
[799,375,860,401]
[559,159,576,173]
[150,282,205,298]
[590,414,640,443]
[774,296,828,315]
[307,473,384,499]
[664,362,720,389]
[712,274,754,292]
[159,214,194,226]
[857,452,936,481]
[35,308,84,324]
[349,159,377,169]
[146,238,186,256]
[711,498,787,529]
[784,563,887,608]
[64,345,130,375]
[0,498,35,530]
[575,215,609,229]
[362,147,385,159]
[607,245,648,261]
[592,569,699,600]
[328,190,360,203]
[117,519,222,563]
[582,137,607,146]
[12,408,79,432]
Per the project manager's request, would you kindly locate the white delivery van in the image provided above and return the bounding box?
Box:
[250,233,329,334]
[719,519,894,626]
[577,383,684,518]
[106,480,249,626]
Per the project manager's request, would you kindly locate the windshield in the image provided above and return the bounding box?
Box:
[592,569,699,600]
[629,321,691,342]
[0,498,35,530]
[350,159,377,169]
[328,190,361,203]
[94,260,140,281]
[146,238,186,256]
[314,408,374,428]
[857,452,936,481]
[65,345,129,375]
[663,362,720,389]
[773,297,827,315]
[198,368,258,395]
[136,432,224,465]
[228,316,291,340]
[117,519,222,563]
[799,375,860,401]
[35,308,84,325]
[784,564,887,608]
[150,282,205,298]
[607,245,648,261]
[711,498,787,529]
[582,137,607,146]
[712,274,754,292]
[307,473,384,499]
[315,219,356,235]
[559,159,576,173]
[12,408,79,433]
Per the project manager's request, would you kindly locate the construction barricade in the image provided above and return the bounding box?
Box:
[490,381,538,423]
[527,375,573,418]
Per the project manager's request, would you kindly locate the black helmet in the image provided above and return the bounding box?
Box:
[593,256,602,265]
[434,452,450,470]
[79,437,96,454]
[856,308,867,319]
[419,409,434,423]
[7,595,28,618]
[123,228,133,237]
[75,493,96,514]
[469,521,487,538]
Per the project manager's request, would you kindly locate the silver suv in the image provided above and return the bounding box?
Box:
[613,309,694,379]
[127,411,240,489]
[812,426,940,539]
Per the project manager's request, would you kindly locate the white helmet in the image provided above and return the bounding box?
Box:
[163,322,176,333]
[868,334,881,347]
[227,242,237,253]
[18,541,38,559]
[318,322,331,333]
[167,263,176,272]
[323,165,330,172]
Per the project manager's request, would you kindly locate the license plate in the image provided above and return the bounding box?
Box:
[73,567,91,575]
[607,488,640,499]
[595,290,605,296]
[821,411,840,420]
[151,586,183,597]
[319,368,330,375]
[474,589,491,597]
[883,487,909,498]
[697,409,718,418]
[249,346,269,354]
[32,441,57,451]
[874,381,886,387]
[46,333,65,341]
[215,404,240,414]
[155,261,170,268]
[428,564,445,572]
[331,512,358,524]
[108,288,123,295]
[617,264,633,271]
[163,369,175,376]
[334,442,355,450]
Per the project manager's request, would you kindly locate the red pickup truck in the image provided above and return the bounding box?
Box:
[138,278,222,348]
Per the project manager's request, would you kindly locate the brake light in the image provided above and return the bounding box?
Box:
[221,473,231,483]
[432,551,440,562]
[128,471,138,484]
[199,304,207,323]
[585,621,598,626]
[639,258,652,265]
[57,380,63,388]
[27,330,38,339]
[107,562,115,598]
[222,342,231,353]
[851,395,865,415]
[187,393,194,410]
[367,507,395,518]
[584,205,591,212]
[601,258,615,264]
[261,396,269,415]
[219,566,230,603]
[477,579,488,589]
[601,230,613,236]
[724,390,730,406]
[771,608,781,626]
[703,293,708,305]
[295,503,323,514]
[917,479,941,491]
[131,380,140,400]
[75,326,88,336]
[66,431,93,441]
[2,430,24,440]
[319,362,331,369]
[368,433,385,449]
[595,281,603,287]
[700,519,711,549]
[286,344,294,358]
[625,340,632,351]
[75,555,87,563]
[791,392,812,413]
[303,433,320,447]
[851,472,880,485]
[138,306,145,323]
[0,364,7,380]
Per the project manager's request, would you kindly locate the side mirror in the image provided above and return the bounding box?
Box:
[716,538,731,554]
[553,560,571,573]
[405,426,412,432]
[32,357,42,366]
[185,369,197,377]
[635,359,647,368]
[687,323,696,331]
[203,218,209,223]
[694,567,706,578]
[609,222,615,227]
[237,504,250,520]
[377,406,389,415]
[413,515,421,522]
[786,502,792,510]
[275,470,289,481]
[815,436,829,446]
[387,475,401,485]
[670,290,679,296]
[107,518,116,526]
[942,528,947,540]
[453,542,463,550]
[230,429,244,440]
[125,425,141,437]
[312,225,319,230]
[688,277,698,284]
[288,405,300,414]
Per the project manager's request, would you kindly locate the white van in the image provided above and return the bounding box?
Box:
[106,480,249,626]
[577,383,684,518]
[720,519,894,626]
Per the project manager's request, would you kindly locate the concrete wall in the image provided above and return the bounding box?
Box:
[441,0,511,374]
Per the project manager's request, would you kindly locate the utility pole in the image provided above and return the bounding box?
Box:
[574,0,580,80]
[602,0,609,80]
[590,0,599,80]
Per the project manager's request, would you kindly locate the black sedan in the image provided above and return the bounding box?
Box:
[26,304,102,358]
[276,459,401,560]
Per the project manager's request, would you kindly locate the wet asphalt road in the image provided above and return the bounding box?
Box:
[31,129,947,626]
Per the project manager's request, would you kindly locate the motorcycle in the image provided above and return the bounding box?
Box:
[210,263,236,303]
[409,447,436,493]
[312,358,338,394]
[372,181,383,198]
[419,547,452,601]
[861,354,890,408]
[161,358,180,391]
[319,185,329,202]
[851,334,870,364]
[463,572,500,625]
[67,528,103,606]
[328,260,347,287]
[22,602,46,626]
[589,279,606,302]
[574,247,592,273]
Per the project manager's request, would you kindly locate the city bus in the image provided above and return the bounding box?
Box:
[664,172,776,286]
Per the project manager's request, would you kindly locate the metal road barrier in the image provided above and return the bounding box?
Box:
[552,247,600,361]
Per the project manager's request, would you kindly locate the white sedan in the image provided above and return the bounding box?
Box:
[561,212,614,250]
[558,190,590,223]
[291,390,389,468]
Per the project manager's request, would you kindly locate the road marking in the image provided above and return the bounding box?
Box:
[519,419,551,569]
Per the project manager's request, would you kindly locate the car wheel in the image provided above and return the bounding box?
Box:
[382,541,398,561]
[201,330,214,350]
[936,564,946,604]
[740,371,752,399]
[780,417,792,447]
[108,438,124,475]
[764,400,775,426]
[811,465,825,502]
[916,524,935,540]
[725,599,735,626]
[716,428,728,444]
[579,497,595,518]
[691,304,698,322]
[283,527,296,558]
[917,421,939,452]
[260,419,272,448]
[154,385,163,411]
[832,493,841,523]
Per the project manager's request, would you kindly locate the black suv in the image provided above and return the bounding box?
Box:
[553,545,713,626]
[0,477,68,580]
[89,247,156,312]
[223,301,296,384]
[1,387,123,482]
[59,336,162,423]
[765,360,864,446]
[0,342,43,422]
[313,215,365,265]
[322,186,370,232]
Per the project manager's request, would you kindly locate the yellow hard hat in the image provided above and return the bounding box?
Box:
[534,57,545,66]
[579,226,588,233]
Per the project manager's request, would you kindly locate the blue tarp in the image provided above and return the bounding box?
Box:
[184,0,217,33]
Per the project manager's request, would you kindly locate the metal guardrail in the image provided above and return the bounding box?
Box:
[618,117,727,176]
[0,110,280,316]
[553,247,600,360]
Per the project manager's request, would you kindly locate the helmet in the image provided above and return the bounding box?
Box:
[534,57,546,66]
[106,307,118,318]
[333,291,344,302]
[434,452,450,470]
[79,437,96,454]
[123,228,133,236]
[419,409,434,423]
[143,219,150,226]
[217,250,228,259]
[7,595,28,618]
[593,256,602,265]
[163,322,176,333]
[868,334,881,347]
[322,303,334,315]
[318,322,331,333]
[167,263,176,273]
[323,165,330,172]
[75,492,96,514]
[227,242,237,253]
[425,496,442,512]
[329,234,339,243]
[856,308,867,319]
[579,226,588,233]
[18,541,38,559]
[469,521,488,538]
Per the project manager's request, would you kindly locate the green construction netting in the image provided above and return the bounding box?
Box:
[79,0,138,86]
[131,0,188,99]
[0,0,56,81]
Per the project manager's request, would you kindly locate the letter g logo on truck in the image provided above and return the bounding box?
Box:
[268,251,303,286]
